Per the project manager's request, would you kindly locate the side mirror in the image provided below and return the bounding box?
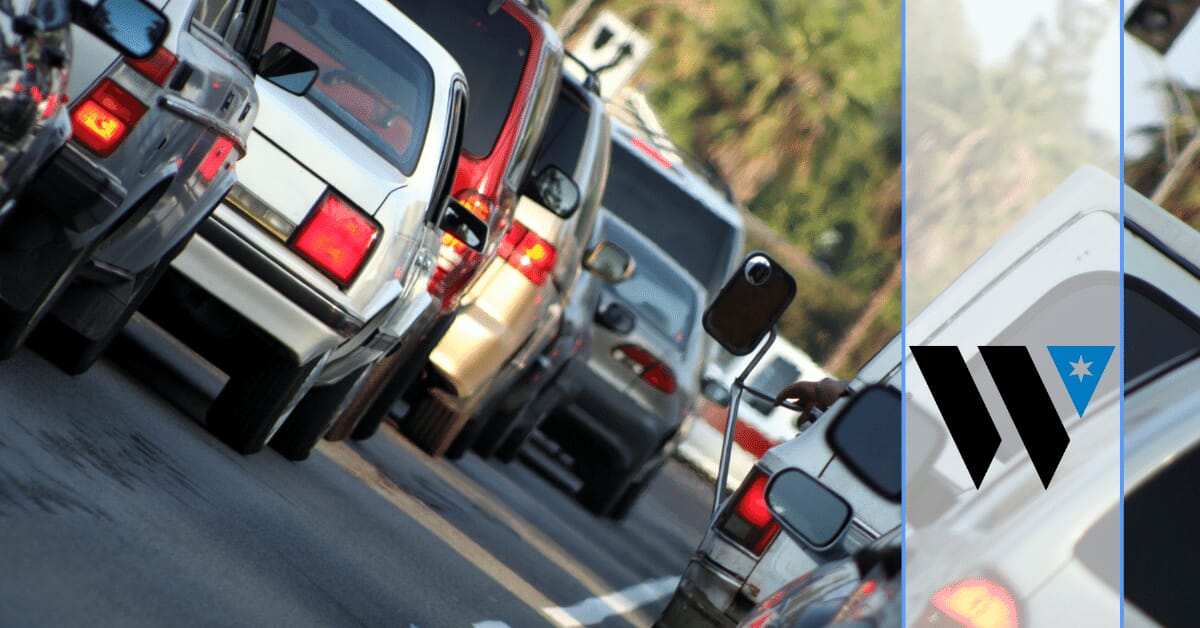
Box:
[77,0,169,60]
[703,252,796,356]
[583,241,634,283]
[525,166,581,218]
[825,385,901,502]
[765,468,853,550]
[594,301,635,334]
[436,199,488,252]
[700,376,731,406]
[256,42,319,96]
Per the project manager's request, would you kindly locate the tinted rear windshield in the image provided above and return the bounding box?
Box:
[268,0,434,175]
[603,142,737,293]
[388,0,532,157]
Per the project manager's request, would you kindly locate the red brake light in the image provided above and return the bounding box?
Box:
[291,191,380,286]
[613,344,677,394]
[498,221,556,286]
[630,136,674,170]
[127,47,179,85]
[715,469,780,555]
[71,80,147,156]
[930,579,1018,628]
[199,136,235,182]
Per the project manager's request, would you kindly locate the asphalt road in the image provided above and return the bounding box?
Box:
[0,320,713,627]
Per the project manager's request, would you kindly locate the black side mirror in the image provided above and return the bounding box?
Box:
[595,301,635,335]
[703,252,796,356]
[764,468,853,550]
[825,384,901,502]
[256,42,319,96]
[436,199,488,252]
[76,0,169,60]
[583,241,634,283]
[525,166,581,218]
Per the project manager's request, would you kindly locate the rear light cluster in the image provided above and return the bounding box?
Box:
[497,221,556,286]
[714,469,780,556]
[71,47,178,157]
[290,190,380,286]
[428,190,497,309]
[612,344,677,394]
[929,578,1018,628]
[71,80,146,157]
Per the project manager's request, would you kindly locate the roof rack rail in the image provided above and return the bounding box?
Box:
[521,0,551,16]
[563,50,602,96]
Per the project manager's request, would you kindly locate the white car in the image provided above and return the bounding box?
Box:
[677,336,829,484]
[148,0,480,458]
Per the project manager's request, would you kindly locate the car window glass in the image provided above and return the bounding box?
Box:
[603,141,737,294]
[746,357,801,414]
[505,53,561,188]
[266,0,435,176]
[386,0,532,157]
[1125,276,1200,383]
[531,87,589,187]
[606,221,698,346]
[1126,440,1200,627]
[193,0,244,37]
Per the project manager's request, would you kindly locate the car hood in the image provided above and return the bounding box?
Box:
[252,81,405,216]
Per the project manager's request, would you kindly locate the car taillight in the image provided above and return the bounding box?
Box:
[71,79,147,157]
[929,579,1018,628]
[715,470,779,556]
[290,190,380,286]
[428,190,497,309]
[497,221,556,286]
[127,47,179,85]
[612,344,677,394]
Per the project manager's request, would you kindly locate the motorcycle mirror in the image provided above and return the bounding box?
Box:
[703,253,795,356]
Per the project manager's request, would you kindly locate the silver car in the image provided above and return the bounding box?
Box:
[0,0,313,369]
[147,0,474,458]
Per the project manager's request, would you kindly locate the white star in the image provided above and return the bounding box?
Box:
[1069,356,1093,382]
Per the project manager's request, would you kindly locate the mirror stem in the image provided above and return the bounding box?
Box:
[711,327,778,520]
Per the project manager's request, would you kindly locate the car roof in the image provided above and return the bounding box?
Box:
[607,118,745,230]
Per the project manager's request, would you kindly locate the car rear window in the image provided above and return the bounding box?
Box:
[606,226,698,347]
[267,0,434,176]
[387,0,532,157]
[603,141,737,295]
[1125,276,1200,383]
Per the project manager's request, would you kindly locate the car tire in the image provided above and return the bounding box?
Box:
[0,204,93,358]
[578,465,635,518]
[444,414,484,460]
[207,346,322,455]
[401,392,467,457]
[270,364,370,461]
[607,461,664,521]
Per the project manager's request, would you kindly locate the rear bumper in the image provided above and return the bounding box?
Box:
[545,361,671,471]
[26,142,125,237]
[171,213,363,364]
[656,560,739,628]
[429,262,546,404]
[315,292,439,387]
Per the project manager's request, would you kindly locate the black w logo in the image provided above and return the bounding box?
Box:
[911,346,1069,489]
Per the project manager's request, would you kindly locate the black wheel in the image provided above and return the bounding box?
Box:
[0,204,93,358]
[400,392,468,457]
[34,254,174,375]
[270,364,370,461]
[494,419,535,463]
[607,462,663,521]
[207,345,322,455]
[444,414,484,460]
[578,465,635,518]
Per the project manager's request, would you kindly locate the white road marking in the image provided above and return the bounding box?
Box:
[541,575,680,627]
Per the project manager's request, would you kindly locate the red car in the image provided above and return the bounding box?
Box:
[326,0,565,443]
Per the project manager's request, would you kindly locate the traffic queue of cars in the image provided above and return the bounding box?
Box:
[0,1,749,520]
